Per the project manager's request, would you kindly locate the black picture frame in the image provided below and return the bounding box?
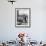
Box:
[15,8,31,28]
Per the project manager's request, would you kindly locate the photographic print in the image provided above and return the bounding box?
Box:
[15,8,31,28]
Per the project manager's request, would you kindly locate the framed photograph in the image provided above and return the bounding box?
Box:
[15,8,31,28]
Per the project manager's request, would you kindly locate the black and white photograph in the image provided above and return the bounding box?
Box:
[15,8,31,27]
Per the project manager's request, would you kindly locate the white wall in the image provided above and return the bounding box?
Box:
[0,0,46,42]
